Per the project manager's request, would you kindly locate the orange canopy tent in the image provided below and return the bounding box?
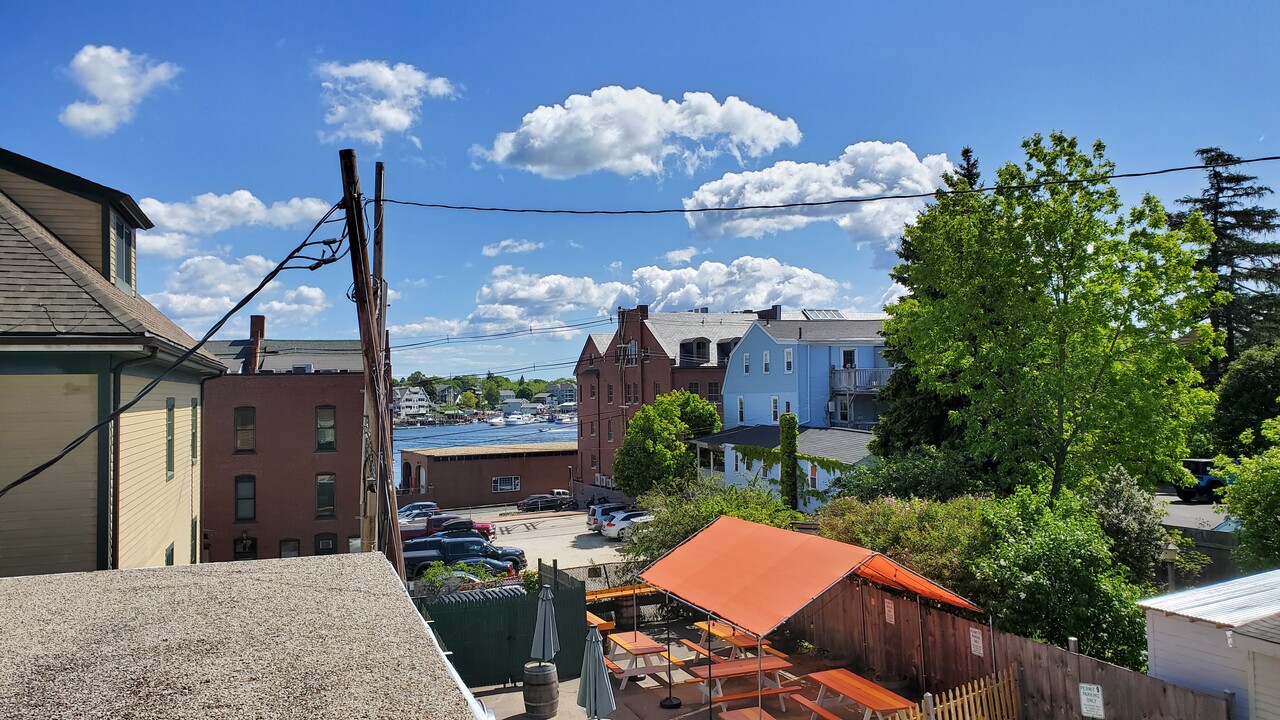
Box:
[638,515,980,638]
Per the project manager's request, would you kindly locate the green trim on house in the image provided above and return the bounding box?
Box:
[101,202,112,284]
[0,353,111,374]
[96,359,112,570]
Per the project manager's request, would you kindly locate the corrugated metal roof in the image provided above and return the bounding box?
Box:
[1235,612,1280,645]
[1137,568,1280,627]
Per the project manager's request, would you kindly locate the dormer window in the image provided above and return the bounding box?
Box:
[113,212,134,288]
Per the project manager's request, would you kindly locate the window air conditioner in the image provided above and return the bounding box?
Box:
[827,402,835,413]
[318,539,334,550]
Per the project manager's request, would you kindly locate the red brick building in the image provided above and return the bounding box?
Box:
[574,305,776,496]
[398,442,577,509]
[201,316,365,561]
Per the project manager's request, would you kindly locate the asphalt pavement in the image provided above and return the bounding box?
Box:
[1155,487,1228,530]
[485,511,624,569]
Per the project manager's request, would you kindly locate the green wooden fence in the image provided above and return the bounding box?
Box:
[417,564,587,687]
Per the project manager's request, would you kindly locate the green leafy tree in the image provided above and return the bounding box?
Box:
[779,413,799,510]
[970,488,1148,669]
[457,391,478,409]
[516,386,534,401]
[1214,343,1280,456]
[1222,415,1280,571]
[874,147,981,459]
[613,390,721,497]
[828,445,996,501]
[887,132,1222,497]
[1086,466,1206,586]
[621,477,801,567]
[482,381,501,409]
[1171,148,1280,378]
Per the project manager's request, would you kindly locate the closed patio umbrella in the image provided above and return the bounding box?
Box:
[578,625,616,720]
[531,584,560,662]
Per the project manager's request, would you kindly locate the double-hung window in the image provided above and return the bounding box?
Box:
[771,396,779,422]
[190,399,199,464]
[165,397,175,481]
[607,384,614,404]
[316,473,336,517]
[687,382,699,396]
[316,406,336,451]
[737,397,744,423]
[607,420,614,443]
[743,352,751,375]
[234,475,256,521]
[763,351,771,374]
[234,407,256,452]
[784,348,793,374]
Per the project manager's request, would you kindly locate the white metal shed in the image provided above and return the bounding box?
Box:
[1138,569,1280,720]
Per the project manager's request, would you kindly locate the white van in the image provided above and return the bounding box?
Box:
[586,502,628,533]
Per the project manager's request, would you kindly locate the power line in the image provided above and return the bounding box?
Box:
[379,155,1280,217]
[1,202,346,500]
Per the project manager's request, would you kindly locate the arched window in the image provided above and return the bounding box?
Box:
[401,461,412,488]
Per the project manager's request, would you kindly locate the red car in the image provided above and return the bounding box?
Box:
[400,513,495,542]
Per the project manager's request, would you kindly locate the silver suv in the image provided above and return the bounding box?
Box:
[586,502,628,533]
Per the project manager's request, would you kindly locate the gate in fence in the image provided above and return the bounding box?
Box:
[893,668,1020,720]
[416,561,587,687]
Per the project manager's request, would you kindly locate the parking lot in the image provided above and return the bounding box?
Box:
[483,510,624,569]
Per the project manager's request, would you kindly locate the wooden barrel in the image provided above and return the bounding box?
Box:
[523,661,558,718]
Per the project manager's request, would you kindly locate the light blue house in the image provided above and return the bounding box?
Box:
[722,313,894,431]
[691,311,893,511]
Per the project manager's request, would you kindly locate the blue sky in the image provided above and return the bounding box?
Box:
[3,3,1278,380]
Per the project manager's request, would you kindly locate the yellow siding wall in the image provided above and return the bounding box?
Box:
[117,374,201,568]
[0,374,99,577]
[0,168,103,273]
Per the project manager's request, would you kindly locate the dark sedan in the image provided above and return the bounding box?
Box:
[516,494,570,512]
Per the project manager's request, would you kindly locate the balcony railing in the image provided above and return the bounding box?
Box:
[830,367,895,392]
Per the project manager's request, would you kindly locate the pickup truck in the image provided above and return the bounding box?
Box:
[400,513,495,542]
[403,537,526,579]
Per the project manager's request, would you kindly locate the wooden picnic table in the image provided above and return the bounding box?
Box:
[606,630,671,690]
[801,668,915,720]
[685,655,796,712]
[719,709,778,720]
[694,620,774,660]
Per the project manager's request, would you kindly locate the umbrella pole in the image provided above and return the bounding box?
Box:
[660,594,682,709]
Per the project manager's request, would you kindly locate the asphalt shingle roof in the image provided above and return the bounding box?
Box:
[0,191,218,366]
[1235,612,1280,646]
[642,311,759,364]
[693,425,874,466]
[204,339,363,373]
[756,318,886,342]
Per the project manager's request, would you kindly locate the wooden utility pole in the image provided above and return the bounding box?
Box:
[339,149,404,579]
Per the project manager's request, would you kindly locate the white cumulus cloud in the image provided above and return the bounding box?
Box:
[136,231,196,259]
[148,254,278,327]
[59,45,180,135]
[633,256,841,311]
[662,246,706,266]
[684,140,951,264]
[317,60,456,147]
[140,191,330,234]
[481,238,544,257]
[257,285,329,324]
[472,86,801,179]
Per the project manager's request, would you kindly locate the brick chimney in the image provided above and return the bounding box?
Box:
[245,314,266,374]
[634,304,649,320]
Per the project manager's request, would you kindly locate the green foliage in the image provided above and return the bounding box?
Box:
[1085,466,1206,585]
[818,488,1152,670]
[457,391,478,409]
[970,488,1148,669]
[871,366,968,458]
[621,476,801,567]
[415,560,496,593]
[520,568,540,594]
[1214,343,1280,456]
[779,413,799,510]
[516,386,534,401]
[828,445,999,501]
[887,131,1224,497]
[1171,148,1280,375]
[1222,416,1280,571]
[482,381,501,409]
[612,390,721,497]
[818,495,987,586]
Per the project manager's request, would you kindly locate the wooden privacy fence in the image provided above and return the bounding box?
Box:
[893,668,1019,720]
[791,577,1231,720]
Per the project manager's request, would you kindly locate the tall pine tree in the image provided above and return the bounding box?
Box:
[874,147,979,457]
[1171,148,1280,380]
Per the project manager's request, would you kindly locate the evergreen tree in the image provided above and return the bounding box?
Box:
[1171,147,1280,380]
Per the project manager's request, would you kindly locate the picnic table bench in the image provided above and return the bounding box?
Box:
[685,655,797,712]
[799,668,915,720]
[606,630,675,690]
[584,583,657,603]
[586,610,615,632]
[694,620,788,660]
[720,709,779,720]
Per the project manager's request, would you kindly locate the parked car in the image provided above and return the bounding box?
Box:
[601,511,652,540]
[1177,458,1234,503]
[401,546,516,578]
[398,501,439,517]
[517,494,575,512]
[399,508,439,523]
[403,537,526,578]
[401,513,495,542]
[587,502,628,532]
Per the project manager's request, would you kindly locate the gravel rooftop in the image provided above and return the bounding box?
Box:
[0,553,475,719]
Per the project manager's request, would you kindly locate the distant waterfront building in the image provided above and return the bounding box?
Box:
[0,148,223,577]
[202,315,364,561]
[393,386,433,417]
[398,442,577,507]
